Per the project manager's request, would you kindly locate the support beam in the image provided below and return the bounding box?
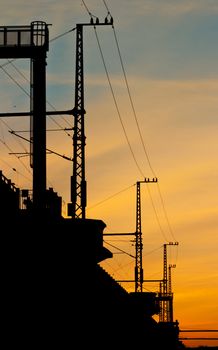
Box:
[0,109,74,117]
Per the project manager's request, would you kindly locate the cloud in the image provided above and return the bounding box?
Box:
[130,0,218,17]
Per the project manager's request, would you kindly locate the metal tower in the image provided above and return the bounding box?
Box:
[168,263,176,322]
[70,23,86,219]
[135,177,157,292]
[68,17,113,219]
[159,242,178,322]
[168,263,176,294]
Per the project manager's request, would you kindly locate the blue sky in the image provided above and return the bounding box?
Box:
[0,0,218,347]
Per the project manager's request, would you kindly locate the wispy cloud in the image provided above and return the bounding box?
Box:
[131,0,218,16]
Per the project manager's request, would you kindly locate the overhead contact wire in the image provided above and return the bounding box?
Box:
[94,27,144,178]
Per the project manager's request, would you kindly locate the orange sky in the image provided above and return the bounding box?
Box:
[0,1,217,347]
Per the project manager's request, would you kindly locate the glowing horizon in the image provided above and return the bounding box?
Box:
[0,0,217,347]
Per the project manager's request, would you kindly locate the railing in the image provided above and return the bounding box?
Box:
[0,21,48,49]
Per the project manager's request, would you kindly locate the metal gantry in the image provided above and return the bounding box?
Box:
[0,22,49,212]
[68,17,113,219]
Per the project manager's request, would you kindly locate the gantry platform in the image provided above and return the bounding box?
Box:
[0,21,49,58]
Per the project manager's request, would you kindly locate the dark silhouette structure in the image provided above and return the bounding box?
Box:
[0,21,182,349]
[0,22,49,211]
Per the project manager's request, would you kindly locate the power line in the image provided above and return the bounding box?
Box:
[112,26,156,177]
[5,60,72,132]
[0,26,77,203]
[0,64,30,97]
[49,27,76,42]
[143,245,162,257]
[6,58,71,135]
[102,0,178,245]
[104,240,135,259]
[0,138,31,175]
[87,183,134,210]
[1,25,77,132]
[94,27,144,178]
[93,26,174,243]
[0,154,31,183]
[112,23,178,244]
[145,184,170,242]
[82,0,178,245]
[81,0,98,19]
[0,115,29,154]
[0,8,177,248]
[9,130,72,161]
[0,117,32,182]
[111,25,177,243]
[102,0,110,14]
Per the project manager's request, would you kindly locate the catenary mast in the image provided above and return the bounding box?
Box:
[135,178,157,292]
[68,17,113,219]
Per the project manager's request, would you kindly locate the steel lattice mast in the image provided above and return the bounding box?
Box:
[160,242,178,322]
[71,23,86,219]
[135,181,144,292]
[168,263,176,322]
[162,243,168,321]
[135,177,158,292]
[68,17,113,219]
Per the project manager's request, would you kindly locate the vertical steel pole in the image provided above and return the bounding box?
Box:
[71,24,86,219]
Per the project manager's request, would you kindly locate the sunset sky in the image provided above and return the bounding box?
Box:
[0,0,218,347]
